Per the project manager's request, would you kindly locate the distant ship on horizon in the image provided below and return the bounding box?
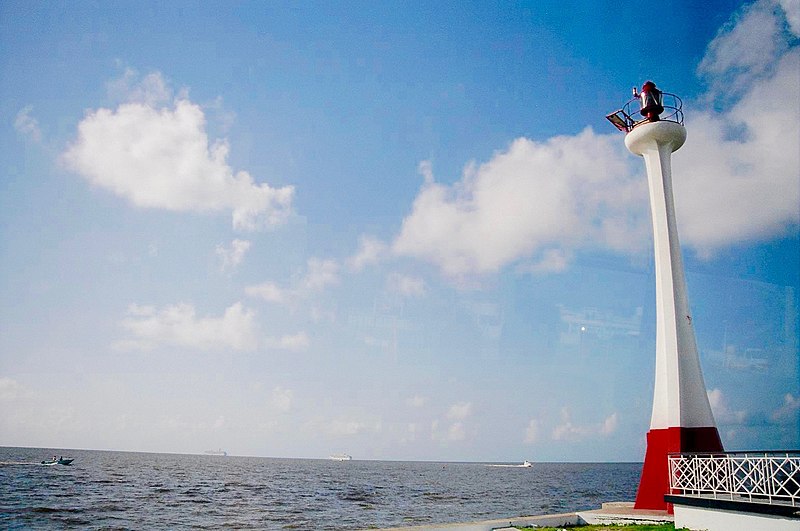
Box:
[486,460,533,468]
[203,449,228,456]
[329,453,352,461]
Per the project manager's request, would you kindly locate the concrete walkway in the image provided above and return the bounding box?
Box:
[577,501,674,525]
[374,511,581,531]
[371,501,674,531]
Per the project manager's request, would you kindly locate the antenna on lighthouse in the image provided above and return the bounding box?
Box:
[607,82,723,512]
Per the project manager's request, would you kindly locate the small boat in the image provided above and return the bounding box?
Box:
[487,460,533,468]
[203,449,227,456]
[329,454,352,461]
[41,456,74,466]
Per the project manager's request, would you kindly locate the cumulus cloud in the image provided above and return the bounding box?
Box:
[697,0,790,98]
[114,302,259,351]
[600,412,619,435]
[393,131,645,277]
[348,235,388,271]
[707,388,748,424]
[265,331,310,352]
[430,419,468,442]
[106,68,173,106]
[674,3,799,253]
[524,418,539,444]
[216,239,251,272]
[14,105,42,142]
[447,401,472,420]
[387,273,426,297]
[771,393,800,423]
[246,257,339,305]
[328,419,367,436]
[245,281,287,304]
[523,248,571,275]
[63,70,294,231]
[780,0,800,35]
[302,258,339,291]
[552,408,619,441]
[427,402,474,443]
[406,395,427,408]
[0,377,23,401]
[270,386,294,412]
[393,0,798,276]
[447,422,466,441]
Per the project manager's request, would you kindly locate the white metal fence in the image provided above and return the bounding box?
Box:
[669,451,800,507]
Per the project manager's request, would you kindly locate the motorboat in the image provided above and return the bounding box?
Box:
[329,454,352,461]
[487,460,533,468]
[41,456,74,466]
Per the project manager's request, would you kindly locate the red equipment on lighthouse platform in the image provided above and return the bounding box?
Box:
[606,83,724,512]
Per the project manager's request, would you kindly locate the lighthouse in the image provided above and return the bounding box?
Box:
[607,83,723,511]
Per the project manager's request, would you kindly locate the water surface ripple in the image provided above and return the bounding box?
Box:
[0,447,640,529]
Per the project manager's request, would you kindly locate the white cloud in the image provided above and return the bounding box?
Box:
[707,388,747,424]
[246,257,339,306]
[216,239,251,272]
[780,0,800,35]
[447,421,466,441]
[523,248,571,275]
[771,393,800,423]
[524,418,539,444]
[348,235,388,271]
[271,386,294,412]
[0,377,23,401]
[697,0,789,97]
[675,1,800,253]
[551,408,618,441]
[328,419,366,436]
[447,401,472,420]
[406,395,427,408]
[552,408,587,441]
[430,418,468,442]
[115,302,259,351]
[265,332,310,352]
[676,86,798,254]
[302,258,339,291]
[245,281,287,304]
[393,132,645,277]
[63,71,294,231]
[106,68,173,106]
[600,412,619,435]
[387,273,426,297]
[14,105,42,142]
[393,1,799,276]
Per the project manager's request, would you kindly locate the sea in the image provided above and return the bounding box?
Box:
[0,447,641,530]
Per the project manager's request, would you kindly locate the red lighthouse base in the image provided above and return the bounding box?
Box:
[634,426,723,512]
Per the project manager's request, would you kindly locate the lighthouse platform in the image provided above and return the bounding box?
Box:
[576,501,672,525]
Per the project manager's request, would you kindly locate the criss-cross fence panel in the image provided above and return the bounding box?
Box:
[668,452,800,506]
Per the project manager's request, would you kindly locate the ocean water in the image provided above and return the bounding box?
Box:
[0,447,640,530]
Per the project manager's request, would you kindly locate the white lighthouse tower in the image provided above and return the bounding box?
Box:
[607,82,723,511]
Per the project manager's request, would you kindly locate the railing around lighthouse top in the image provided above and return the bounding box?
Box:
[606,92,684,133]
[668,451,800,507]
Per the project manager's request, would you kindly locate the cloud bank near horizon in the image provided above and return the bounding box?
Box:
[392,0,799,277]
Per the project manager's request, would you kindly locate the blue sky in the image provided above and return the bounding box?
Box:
[1,0,797,462]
